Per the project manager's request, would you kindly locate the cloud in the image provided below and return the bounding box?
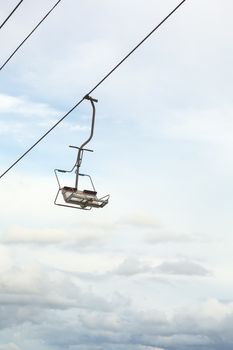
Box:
[118,214,205,246]
[0,93,59,118]
[4,226,68,245]
[0,247,229,350]
[28,298,233,350]
[159,107,233,169]
[156,260,210,277]
[0,345,20,350]
[0,93,61,143]
[0,263,116,317]
[145,230,202,244]
[140,347,165,350]
[68,345,165,350]
[0,245,13,272]
[4,225,110,247]
[112,257,210,278]
[0,120,25,136]
[0,94,87,142]
[120,213,160,230]
[114,257,151,276]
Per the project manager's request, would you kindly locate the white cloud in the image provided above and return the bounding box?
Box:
[0,245,13,273]
[0,344,20,350]
[120,213,160,229]
[0,120,25,136]
[5,226,68,244]
[0,93,59,118]
[4,224,111,248]
[0,93,61,142]
[161,107,233,148]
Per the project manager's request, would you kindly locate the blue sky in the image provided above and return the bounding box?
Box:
[0,0,233,349]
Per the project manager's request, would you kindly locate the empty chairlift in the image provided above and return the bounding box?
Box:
[54,95,109,210]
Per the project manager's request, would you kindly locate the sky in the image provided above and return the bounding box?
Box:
[0,0,233,349]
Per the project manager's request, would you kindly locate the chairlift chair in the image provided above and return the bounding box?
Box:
[54,95,109,210]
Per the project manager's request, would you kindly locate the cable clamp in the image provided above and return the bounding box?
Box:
[84,95,98,103]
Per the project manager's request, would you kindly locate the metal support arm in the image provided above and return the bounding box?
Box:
[75,96,98,189]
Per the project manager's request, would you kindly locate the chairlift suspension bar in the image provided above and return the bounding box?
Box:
[75,96,97,190]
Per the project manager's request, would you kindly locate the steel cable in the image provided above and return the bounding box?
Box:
[0,0,24,30]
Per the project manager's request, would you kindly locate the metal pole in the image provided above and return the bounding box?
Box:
[75,96,97,189]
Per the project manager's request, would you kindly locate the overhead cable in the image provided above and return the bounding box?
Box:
[0,0,24,30]
[0,0,187,180]
[0,0,62,71]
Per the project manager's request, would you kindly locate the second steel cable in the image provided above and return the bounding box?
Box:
[0,0,62,71]
[0,0,24,30]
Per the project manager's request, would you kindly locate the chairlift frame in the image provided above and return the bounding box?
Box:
[54,95,109,210]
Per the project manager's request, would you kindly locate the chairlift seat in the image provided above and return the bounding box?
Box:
[61,186,108,209]
[83,189,97,196]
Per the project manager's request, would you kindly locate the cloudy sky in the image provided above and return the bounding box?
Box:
[0,0,233,349]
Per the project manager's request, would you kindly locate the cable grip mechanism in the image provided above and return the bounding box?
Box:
[84,95,98,103]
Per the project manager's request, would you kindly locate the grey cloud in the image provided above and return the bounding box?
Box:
[1,278,233,350]
[69,342,163,350]
[29,300,233,350]
[156,260,210,276]
[0,266,119,332]
[119,214,205,246]
[69,346,165,350]
[0,345,20,350]
[114,257,150,276]
[112,257,210,278]
[0,305,44,329]
[145,231,204,245]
